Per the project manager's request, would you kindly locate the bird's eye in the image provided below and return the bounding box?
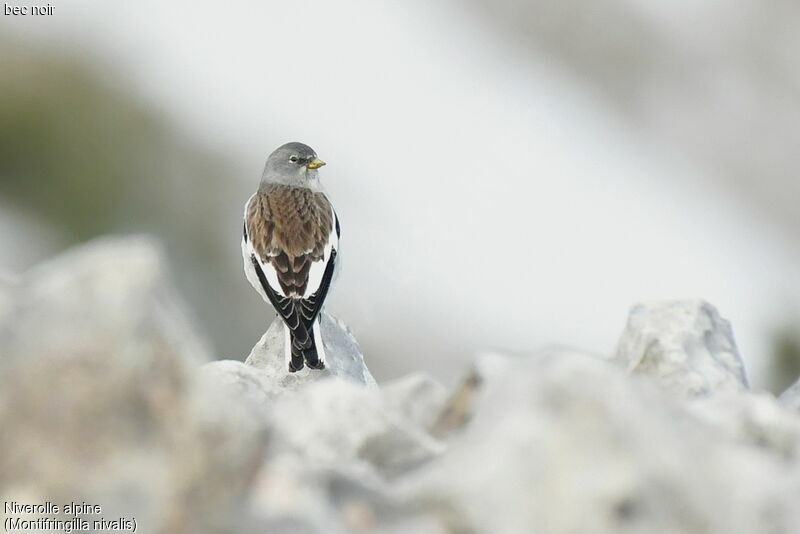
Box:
[289,155,299,163]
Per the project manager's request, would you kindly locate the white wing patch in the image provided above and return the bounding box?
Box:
[241,236,266,301]
[303,206,339,299]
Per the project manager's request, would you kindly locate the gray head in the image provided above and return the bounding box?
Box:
[261,142,326,187]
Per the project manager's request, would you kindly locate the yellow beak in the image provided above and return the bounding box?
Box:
[307,158,326,169]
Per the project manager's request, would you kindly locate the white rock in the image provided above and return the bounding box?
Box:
[613,300,748,396]
[0,235,211,367]
[688,391,800,463]
[430,351,569,438]
[8,242,799,534]
[395,350,800,534]
[245,377,447,532]
[381,373,449,430]
[0,236,267,534]
[267,379,444,474]
[780,379,800,412]
[200,357,444,478]
[245,311,376,389]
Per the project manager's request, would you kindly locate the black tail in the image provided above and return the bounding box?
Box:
[288,325,324,372]
[250,254,332,373]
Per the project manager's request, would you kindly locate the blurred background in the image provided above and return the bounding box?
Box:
[1,0,799,391]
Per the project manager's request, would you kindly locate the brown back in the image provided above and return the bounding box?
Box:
[246,184,334,297]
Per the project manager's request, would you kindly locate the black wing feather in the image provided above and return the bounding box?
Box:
[250,255,311,348]
[299,248,337,331]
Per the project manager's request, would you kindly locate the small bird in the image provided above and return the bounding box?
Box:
[242,142,340,372]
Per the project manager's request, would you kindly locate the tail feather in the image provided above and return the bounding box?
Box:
[288,319,324,371]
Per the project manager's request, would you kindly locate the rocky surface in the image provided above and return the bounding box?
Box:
[245,311,377,389]
[397,350,800,534]
[0,237,269,533]
[613,300,749,397]
[1,237,800,534]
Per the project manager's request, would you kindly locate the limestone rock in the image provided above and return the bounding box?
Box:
[201,359,286,407]
[688,391,800,462]
[0,236,268,534]
[266,378,444,475]
[4,238,800,534]
[395,350,800,534]
[0,235,211,367]
[243,373,447,532]
[381,373,449,431]
[613,300,748,396]
[245,311,376,389]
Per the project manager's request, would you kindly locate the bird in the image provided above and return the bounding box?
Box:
[242,142,340,372]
